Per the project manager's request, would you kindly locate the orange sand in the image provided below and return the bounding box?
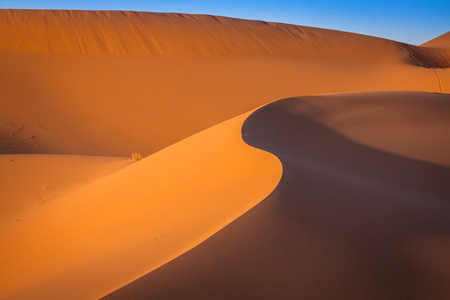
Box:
[0,154,132,221]
[422,31,450,49]
[0,9,449,300]
[1,10,449,157]
[106,91,450,300]
[0,113,282,299]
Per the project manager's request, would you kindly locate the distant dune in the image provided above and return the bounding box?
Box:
[0,9,449,300]
[1,9,449,66]
[422,31,450,49]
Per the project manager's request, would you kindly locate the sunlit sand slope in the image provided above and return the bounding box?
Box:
[0,112,281,300]
[1,9,448,66]
[105,91,450,300]
[422,31,450,49]
[0,154,132,222]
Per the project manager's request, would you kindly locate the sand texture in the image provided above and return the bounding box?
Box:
[1,9,449,300]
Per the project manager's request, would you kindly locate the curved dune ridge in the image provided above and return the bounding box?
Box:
[0,112,282,299]
[105,91,450,300]
[1,8,450,300]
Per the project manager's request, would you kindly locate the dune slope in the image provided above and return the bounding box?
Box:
[0,112,281,299]
[1,9,448,66]
[1,53,447,157]
[283,91,450,167]
[105,91,450,300]
[1,10,449,157]
[0,154,132,222]
[422,31,450,49]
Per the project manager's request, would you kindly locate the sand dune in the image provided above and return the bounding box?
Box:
[1,12,449,157]
[422,31,450,49]
[1,8,450,300]
[1,10,448,158]
[1,9,449,67]
[282,91,450,166]
[105,91,450,300]
[1,51,445,157]
[0,113,281,299]
[0,154,132,221]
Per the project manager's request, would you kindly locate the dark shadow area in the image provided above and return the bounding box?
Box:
[104,97,450,300]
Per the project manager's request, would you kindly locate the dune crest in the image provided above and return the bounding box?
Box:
[1,9,449,67]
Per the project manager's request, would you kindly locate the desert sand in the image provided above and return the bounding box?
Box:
[106,91,450,300]
[422,31,450,49]
[0,9,449,300]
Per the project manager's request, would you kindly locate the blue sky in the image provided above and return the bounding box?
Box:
[1,0,449,45]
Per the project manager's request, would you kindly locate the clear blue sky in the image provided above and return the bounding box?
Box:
[1,0,449,45]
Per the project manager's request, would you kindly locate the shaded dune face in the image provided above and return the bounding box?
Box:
[242,94,450,299]
[396,42,450,68]
[281,91,450,166]
[105,92,450,300]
